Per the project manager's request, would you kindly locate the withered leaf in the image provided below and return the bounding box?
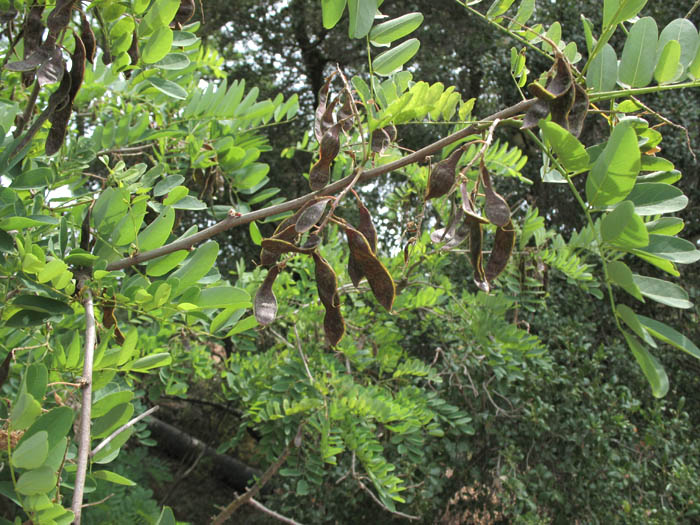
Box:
[467,217,490,293]
[425,145,466,201]
[345,225,395,311]
[296,198,329,233]
[485,220,516,283]
[480,161,510,227]
[568,83,589,138]
[323,305,345,347]
[354,191,377,252]
[80,11,96,64]
[254,265,281,325]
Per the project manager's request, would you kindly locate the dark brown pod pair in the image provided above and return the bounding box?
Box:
[337,90,355,133]
[522,56,589,137]
[345,225,395,311]
[371,124,397,154]
[313,252,345,346]
[347,192,378,288]
[425,145,466,201]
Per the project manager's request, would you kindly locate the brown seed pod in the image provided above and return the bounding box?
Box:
[313,252,340,309]
[21,4,45,86]
[260,238,316,255]
[127,28,139,66]
[323,305,345,347]
[254,265,281,325]
[320,123,341,161]
[567,83,589,137]
[370,125,396,153]
[338,90,355,133]
[174,0,195,25]
[47,0,77,39]
[521,99,550,130]
[296,198,329,233]
[314,74,335,142]
[485,220,516,283]
[354,191,377,253]
[467,217,489,293]
[345,225,395,311]
[347,252,364,288]
[550,82,575,130]
[425,145,466,201]
[460,182,489,224]
[80,11,96,64]
[36,46,65,86]
[480,161,510,227]
[309,160,331,191]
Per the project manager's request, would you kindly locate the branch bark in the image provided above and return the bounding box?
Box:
[71,286,96,525]
[106,99,535,272]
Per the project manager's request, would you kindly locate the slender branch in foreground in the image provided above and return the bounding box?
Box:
[212,422,305,525]
[248,498,304,525]
[90,405,159,457]
[106,99,536,272]
[71,286,96,525]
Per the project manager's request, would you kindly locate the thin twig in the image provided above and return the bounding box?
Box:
[13,81,41,138]
[90,405,159,457]
[355,479,421,521]
[80,493,115,508]
[248,498,304,525]
[71,286,96,525]
[212,422,305,524]
[106,99,536,272]
[630,96,697,162]
[686,0,700,18]
[293,323,313,384]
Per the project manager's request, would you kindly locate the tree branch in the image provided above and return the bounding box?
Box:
[90,405,159,457]
[248,498,304,525]
[106,99,536,272]
[212,422,304,524]
[71,286,96,524]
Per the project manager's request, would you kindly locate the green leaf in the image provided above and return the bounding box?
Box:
[147,77,188,100]
[92,470,137,486]
[93,427,134,464]
[607,260,644,302]
[13,295,73,316]
[154,175,185,196]
[637,234,700,264]
[11,392,41,430]
[616,304,657,347]
[20,407,74,450]
[172,30,199,47]
[372,39,420,76]
[6,309,52,327]
[587,44,618,92]
[629,249,679,276]
[170,240,219,293]
[137,207,175,251]
[146,250,188,277]
[370,13,423,45]
[626,183,688,215]
[25,363,48,401]
[143,26,174,64]
[618,17,658,88]
[92,403,134,438]
[486,0,516,19]
[600,201,648,248]
[348,0,377,39]
[65,249,99,266]
[92,187,130,233]
[11,431,49,470]
[654,40,681,84]
[632,274,693,309]
[623,331,668,398]
[153,53,191,70]
[603,0,648,28]
[0,215,58,231]
[637,315,700,361]
[658,18,699,68]
[10,168,52,190]
[540,120,590,172]
[646,217,683,236]
[92,391,134,419]
[322,0,347,29]
[249,220,262,246]
[37,259,68,284]
[195,287,250,309]
[585,123,640,207]
[508,0,535,29]
[16,466,57,496]
[226,315,259,337]
[156,506,177,525]
[113,198,148,246]
[125,352,172,372]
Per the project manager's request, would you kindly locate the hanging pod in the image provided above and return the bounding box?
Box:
[254,265,282,325]
[480,161,511,227]
[344,225,395,311]
[425,145,466,201]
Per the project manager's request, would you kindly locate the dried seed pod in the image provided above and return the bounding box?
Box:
[127,28,139,66]
[467,217,489,293]
[302,234,322,251]
[425,145,466,201]
[370,125,396,153]
[37,46,65,86]
[174,0,195,25]
[320,123,341,161]
[22,4,45,86]
[6,48,50,72]
[309,160,331,191]
[347,252,363,288]
[319,95,339,138]
[460,182,489,224]
[261,238,315,255]
[522,99,550,130]
[567,83,589,137]
[80,11,96,64]
[485,220,516,283]
[296,198,329,233]
[323,305,345,347]
[480,161,510,227]
[313,252,340,309]
[47,0,77,39]
[338,90,355,132]
[345,225,395,311]
[550,83,575,130]
[546,57,573,98]
[254,265,281,325]
[522,56,575,131]
[314,74,335,142]
[354,191,377,252]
